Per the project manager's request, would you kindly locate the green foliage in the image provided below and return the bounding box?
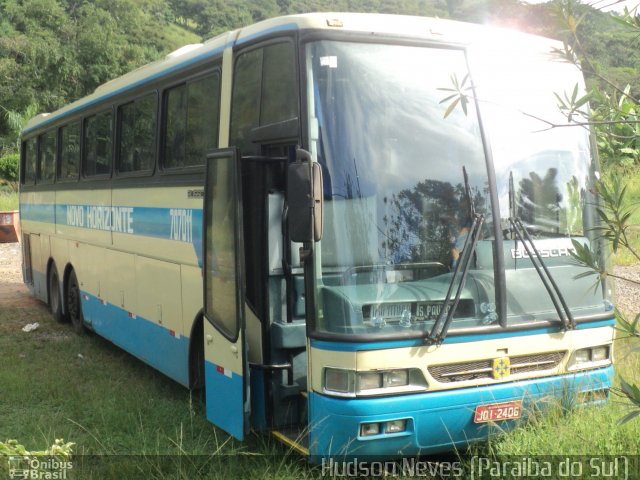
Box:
[569,176,640,423]
[0,153,19,189]
[0,0,199,153]
[0,438,74,458]
[0,103,38,155]
[593,175,640,257]
[593,86,640,168]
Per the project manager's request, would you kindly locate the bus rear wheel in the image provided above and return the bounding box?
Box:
[47,264,65,323]
[66,270,86,335]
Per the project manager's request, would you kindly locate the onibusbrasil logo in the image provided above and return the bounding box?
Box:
[7,456,73,480]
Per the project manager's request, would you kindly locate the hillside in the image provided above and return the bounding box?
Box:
[0,0,638,153]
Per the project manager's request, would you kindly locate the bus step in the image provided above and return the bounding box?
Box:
[271,428,309,456]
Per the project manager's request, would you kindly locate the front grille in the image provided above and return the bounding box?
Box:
[428,351,566,383]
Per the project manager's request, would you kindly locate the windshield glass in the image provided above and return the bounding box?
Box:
[469,43,610,324]
[305,41,496,336]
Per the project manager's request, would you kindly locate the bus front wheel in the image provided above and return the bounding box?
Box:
[66,270,86,335]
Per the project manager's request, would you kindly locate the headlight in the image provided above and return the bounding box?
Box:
[591,346,609,362]
[384,369,409,388]
[574,349,591,364]
[323,367,428,397]
[358,372,382,390]
[569,345,611,371]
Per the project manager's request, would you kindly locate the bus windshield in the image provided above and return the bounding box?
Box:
[306,41,495,336]
[305,39,609,338]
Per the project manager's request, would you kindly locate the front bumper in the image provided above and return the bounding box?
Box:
[308,366,613,461]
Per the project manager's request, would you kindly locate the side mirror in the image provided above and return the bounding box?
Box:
[287,149,323,243]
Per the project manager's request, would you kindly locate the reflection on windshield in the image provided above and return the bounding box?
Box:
[306,41,495,335]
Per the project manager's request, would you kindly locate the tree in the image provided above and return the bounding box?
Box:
[0,153,19,191]
[553,1,640,423]
[1,103,38,155]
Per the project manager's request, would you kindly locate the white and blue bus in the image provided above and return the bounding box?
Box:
[20,13,614,460]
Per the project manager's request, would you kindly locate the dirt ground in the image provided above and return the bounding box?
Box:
[0,242,49,326]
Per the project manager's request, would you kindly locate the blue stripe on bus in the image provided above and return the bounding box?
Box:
[24,203,204,266]
[308,365,614,461]
[204,360,245,441]
[310,319,616,352]
[20,202,56,224]
[81,291,190,387]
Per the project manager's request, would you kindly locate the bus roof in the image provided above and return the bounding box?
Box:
[22,12,559,136]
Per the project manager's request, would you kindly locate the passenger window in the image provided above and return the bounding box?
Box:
[231,41,297,154]
[59,122,80,181]
[230,49,262,153]
[84,111,112,176]
[38,130,56,184]
[164,73,220,169]
[261,43,297,125]
[118,94,157,174]
[22,138,37,185]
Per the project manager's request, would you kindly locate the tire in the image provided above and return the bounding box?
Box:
[66,269,86,335]
[48,264,65,323]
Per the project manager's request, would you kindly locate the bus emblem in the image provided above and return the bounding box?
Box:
[492,357,510,379]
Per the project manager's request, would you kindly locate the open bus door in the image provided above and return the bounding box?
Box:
[202,148,249,440]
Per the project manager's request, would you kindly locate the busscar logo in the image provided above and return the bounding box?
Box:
[511,246,576,260]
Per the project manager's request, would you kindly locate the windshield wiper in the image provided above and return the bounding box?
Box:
[426,212,484,345]
[509,216,576,330]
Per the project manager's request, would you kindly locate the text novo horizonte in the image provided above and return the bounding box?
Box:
[66,205,134,234]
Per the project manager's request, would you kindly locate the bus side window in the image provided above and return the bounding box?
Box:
[59,122,80,181]
[37,130,56,184]
[84,110,113,177]
[163,72,220,170]
[117,94,157,174]
[22,138,37,185]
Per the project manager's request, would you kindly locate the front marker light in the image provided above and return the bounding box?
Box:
[360,423,380,437]
[324,368,355,395]
[384,419,407,434]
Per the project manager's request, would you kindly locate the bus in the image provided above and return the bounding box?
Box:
[19,12,614,461]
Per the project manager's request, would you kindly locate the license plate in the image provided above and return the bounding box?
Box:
[474,401,522,423]
[414,302,452,321]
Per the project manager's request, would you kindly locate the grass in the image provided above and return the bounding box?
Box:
[0,189,18,211]
[1,296,639,479]
[0,302,313,479]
